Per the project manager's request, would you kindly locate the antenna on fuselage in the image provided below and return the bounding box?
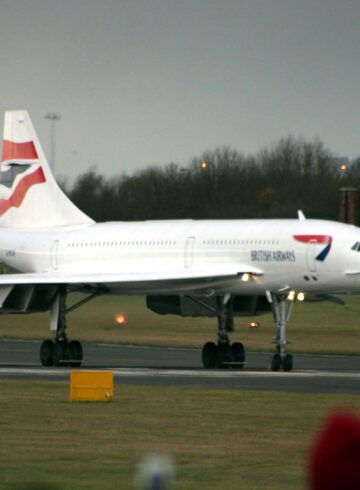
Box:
[298,210,306,221]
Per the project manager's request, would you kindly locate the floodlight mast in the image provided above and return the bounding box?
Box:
[45,112,61,172]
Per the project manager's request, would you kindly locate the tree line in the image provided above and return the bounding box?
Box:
[63,136,360,222]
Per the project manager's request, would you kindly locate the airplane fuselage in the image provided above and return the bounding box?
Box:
[1,218,360,295]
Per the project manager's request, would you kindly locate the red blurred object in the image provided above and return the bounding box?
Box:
[309,410,360,490]
[248,321,260,329]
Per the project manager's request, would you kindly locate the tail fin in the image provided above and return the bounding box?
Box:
[0,110,93,228]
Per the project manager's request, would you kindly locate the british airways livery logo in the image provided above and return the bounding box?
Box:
[293,235,333,261]
[0,139,46,216]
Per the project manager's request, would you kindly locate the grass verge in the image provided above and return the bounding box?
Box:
[0,380,360,490]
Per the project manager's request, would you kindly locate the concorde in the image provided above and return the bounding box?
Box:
[0,111,359,371]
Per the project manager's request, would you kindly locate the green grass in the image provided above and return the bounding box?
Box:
[0,380,359,490]
[1,294,360,355]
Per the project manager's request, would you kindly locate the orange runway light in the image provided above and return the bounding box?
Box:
[248,321,260,329]
[115,313,128,325]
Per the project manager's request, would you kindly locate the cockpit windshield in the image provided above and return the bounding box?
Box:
[351,242,360,251]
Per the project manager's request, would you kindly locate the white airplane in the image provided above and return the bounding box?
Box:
[0,111,359,371]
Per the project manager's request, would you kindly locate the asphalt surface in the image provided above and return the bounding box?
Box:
[0,339,359,394]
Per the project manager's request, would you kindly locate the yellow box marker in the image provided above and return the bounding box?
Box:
[70,371,114,402]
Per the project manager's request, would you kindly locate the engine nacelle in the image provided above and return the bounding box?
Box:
[146,295,272,317]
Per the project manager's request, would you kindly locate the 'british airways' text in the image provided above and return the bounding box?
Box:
[251,250,296,262]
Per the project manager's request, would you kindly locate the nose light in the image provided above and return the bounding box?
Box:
[287,291,306,302]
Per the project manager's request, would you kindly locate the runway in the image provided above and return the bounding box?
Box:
[0,339,359,394]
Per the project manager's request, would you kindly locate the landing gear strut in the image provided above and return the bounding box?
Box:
[40,288,83,367]
[270,293,294,372]
[201,295,245,369]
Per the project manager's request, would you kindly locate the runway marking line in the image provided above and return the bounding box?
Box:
[0,367,359,380]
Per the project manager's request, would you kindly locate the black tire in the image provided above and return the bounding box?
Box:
[282,354,293,372]
[52,341,68,367]
[271,353,282,372]
[202,342,217,369]
[216,343,232,369]
[231,342,245,369]
[68,340,83,367]
[40,340,54,367]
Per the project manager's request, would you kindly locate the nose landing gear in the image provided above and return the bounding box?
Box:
[269,293,294,372]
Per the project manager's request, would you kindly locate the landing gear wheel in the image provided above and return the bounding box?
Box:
[202,342,217,369]
[68,340,83,367]
[271,353,282,372]
[40,340,54,366]
[216,343,232,368]
[231,342,245,369]
[52,341,69,367]
[282,354,293,372]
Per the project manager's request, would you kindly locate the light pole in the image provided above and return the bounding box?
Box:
[45,112,61,172]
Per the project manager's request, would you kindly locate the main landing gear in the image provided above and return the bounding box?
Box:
[269,293,294,372]
[199,292,296,372]
[201,295,245,369]
[40,288,83,367]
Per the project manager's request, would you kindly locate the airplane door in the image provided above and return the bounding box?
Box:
[306,240,317,272]
[185,236,196,268]
[51,240,59,270]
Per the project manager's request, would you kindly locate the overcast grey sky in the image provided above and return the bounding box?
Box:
[0,0,359,179]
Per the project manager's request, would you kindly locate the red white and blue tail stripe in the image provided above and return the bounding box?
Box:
[0,111,93,228]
